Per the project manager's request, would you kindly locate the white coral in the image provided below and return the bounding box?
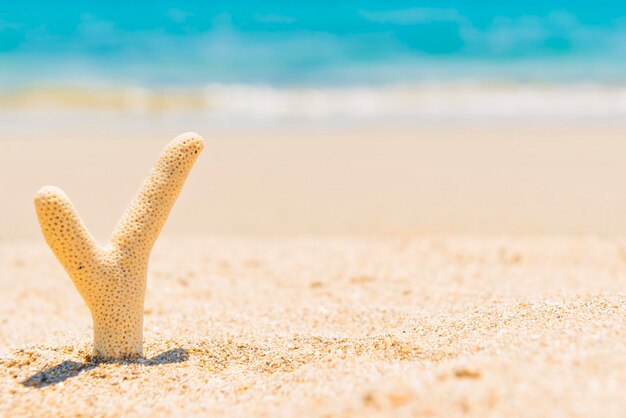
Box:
[34,133,205,360]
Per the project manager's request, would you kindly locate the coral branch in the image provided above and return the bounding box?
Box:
[34,186,100,289]
[34,132,205,360]
[111,133,205,253]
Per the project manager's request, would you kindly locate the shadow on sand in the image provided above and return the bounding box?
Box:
[21,348,189,389]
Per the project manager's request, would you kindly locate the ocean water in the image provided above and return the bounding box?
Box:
[1,1,626,122]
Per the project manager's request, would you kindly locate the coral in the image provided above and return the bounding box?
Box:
[34,132,204,360]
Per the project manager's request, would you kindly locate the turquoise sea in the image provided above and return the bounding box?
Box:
[1,1,626,122]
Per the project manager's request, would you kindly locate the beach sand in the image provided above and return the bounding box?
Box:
[0,236,625,417]
[0,125,625,416]
[2,124,626,239]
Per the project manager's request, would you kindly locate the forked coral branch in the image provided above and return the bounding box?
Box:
[34,132,205,360]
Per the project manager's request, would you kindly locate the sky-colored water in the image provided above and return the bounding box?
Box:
[1,1,626,88]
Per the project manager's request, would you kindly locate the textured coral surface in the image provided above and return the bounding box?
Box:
[33,133,204,359]
[0,237,624,417]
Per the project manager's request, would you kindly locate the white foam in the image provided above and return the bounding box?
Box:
[3,82,626,124]
[200,82,626,122]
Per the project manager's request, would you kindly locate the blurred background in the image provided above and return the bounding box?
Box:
[1,1,626,240]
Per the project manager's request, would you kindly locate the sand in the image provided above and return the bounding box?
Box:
[1,124,625,416]
[3,124,626,239]
[1,236,624,417]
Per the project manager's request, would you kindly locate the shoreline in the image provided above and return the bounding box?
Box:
[3,82,626,124]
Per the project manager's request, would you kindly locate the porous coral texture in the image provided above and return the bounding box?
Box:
[34,132,204,360]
